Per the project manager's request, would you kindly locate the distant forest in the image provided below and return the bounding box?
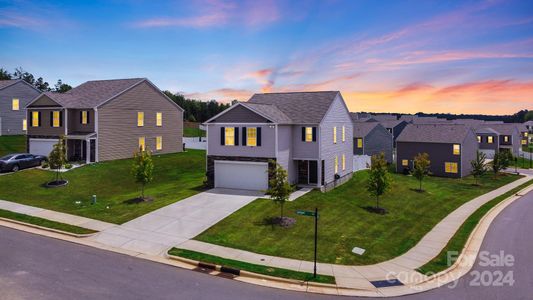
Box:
[361,110,533,123]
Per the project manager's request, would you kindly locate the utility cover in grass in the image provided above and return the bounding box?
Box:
[352,247,366,255]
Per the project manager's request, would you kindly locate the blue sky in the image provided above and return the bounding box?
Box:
[1,0,532,114]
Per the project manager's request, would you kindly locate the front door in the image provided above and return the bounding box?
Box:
[309,161,318,184]
[298,160,308,184]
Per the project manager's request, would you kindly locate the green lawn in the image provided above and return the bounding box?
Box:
[168,248,335,284]
[184,127,206,137]
[509,155,532,169]
[522,145,532,153]
[0,150,206,224]
[0,135,26,157]
[196,171,520,265]
[0,209,97,235]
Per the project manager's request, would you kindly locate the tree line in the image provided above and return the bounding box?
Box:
[163,91,232,123]
[0,67,72,93]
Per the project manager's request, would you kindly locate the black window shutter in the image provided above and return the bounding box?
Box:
[80,111,82,124]
[257,127,262,146]
[38,112,41,126]
[50,111,53,127]
[242,127,247,146]
[301,127,305,141]
[234,127,239,146]
[220,127,225,145]
[312,127,317,142]
[29,111,33,126]
[59,111,63,127]
[87,111,90,124]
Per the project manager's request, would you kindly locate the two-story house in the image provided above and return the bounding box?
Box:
[476,124,521,157]
[475,127,499,159]
[25,78,183,163]
[351,120,393,171]
[204,91,353,191]
[396,124,478,178]
[0,79,41,136]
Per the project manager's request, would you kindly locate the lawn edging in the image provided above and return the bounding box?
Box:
[413,178,533,288]
[166,247,336,286]
[0,209,97,237]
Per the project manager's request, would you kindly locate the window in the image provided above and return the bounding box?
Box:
[156,112,162,127]
[522,139,527,145]
[503,136,509,143]
[453,144,460,155]
[305,127,313,142]
[12,99,19,110]
[225,127,235,146]
[334,156,338,174]
[342,126,346,142]
[138,137,145,151]
[402,159,408,166]
[156,136,162,150]
[137,112,144,127]
[342,154,346,171]
[52,111,60,127]
[445,162,458,173]
[356,138,363,148]
[31,111,39,127]
[247,127,257,146]
[487,136,494,144]
[525,132,529,137]
[22,119,27,131]
[477,135,481,143]
[81,111,88,124]
[333,127,337,144]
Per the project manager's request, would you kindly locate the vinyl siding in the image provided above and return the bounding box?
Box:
[211,105,269,123]
[207,124,276,158]
[0,81,40,135]
[461,131,478,177]
[97,81,183,161]
[277,125,296,184]
[364,125,393,163]
[292,125,319,159]
[26,108,66,136]
[68,109,95,133]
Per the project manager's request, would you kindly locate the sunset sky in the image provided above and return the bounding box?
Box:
[1,0,532,114]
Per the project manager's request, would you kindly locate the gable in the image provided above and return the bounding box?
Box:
[211,105,270,123]
[321,93,351,124]
[27,94,62,108]
[98,81,181,111]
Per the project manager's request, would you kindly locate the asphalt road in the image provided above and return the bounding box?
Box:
[1,189,532,300]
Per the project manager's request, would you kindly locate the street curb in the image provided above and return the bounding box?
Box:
[0,216,97,238]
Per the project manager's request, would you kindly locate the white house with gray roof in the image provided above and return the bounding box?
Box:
[204,91,353,191]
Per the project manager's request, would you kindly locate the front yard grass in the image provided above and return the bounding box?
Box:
[0,150,206,224]
[168,248,335,284]
[196,171,521,265]
[0,209,97,235]
[0,135,26,157]
[509,155,532,169]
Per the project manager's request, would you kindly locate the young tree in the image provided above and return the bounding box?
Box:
[266,160,293,221]
[48,136,67,183]
[131,147,154,200]
[470,151,487,185]
[366,153,392,212]
[412,153,431,192]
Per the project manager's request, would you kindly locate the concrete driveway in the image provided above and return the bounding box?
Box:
[89,188,263,256]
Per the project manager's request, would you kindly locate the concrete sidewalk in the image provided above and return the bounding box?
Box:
[179,174,533,289]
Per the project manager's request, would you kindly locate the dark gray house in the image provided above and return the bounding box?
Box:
[204,91,353,191]
[376,119,408,145]
[475,127,499,158]
[476,124,521,157]
[352,121,393,163]
[0,79,41,135]
[396,124,478,178]
[25,78,183,163]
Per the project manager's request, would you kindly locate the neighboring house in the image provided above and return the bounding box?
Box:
[477,124,521,157]
[370,114,397,121]
[374,119,408,146]
[525,120,533,143]
[0,80,41,136]
[204,91,353,192]
[352,121,393,169]
[475,127,499,159]
[396,124,477,178]
[26,78,183,163]
[399,115,448,124]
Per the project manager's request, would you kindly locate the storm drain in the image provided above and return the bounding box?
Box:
[370,279,404,288]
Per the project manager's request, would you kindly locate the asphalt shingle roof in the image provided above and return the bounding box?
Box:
[353,122,381,137]
[247,91,340,124]
[0,79,21,90]
[397,124,473,144]
[41,78,145,108]
[481,123,521,135]
[241,102,292,124]
[378,120,405,128]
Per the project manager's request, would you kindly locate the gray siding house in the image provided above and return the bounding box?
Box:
[476,124,521,157]
[0,80,41,135]
[396,124,478,178]
[351,120,393,163]
[475,127,499,159]
[26,78,183,163]
[204,91,353,191]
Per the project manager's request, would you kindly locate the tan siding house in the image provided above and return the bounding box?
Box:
[26,78,183,162]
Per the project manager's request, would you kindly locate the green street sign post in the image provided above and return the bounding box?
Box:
[296,208,319,278]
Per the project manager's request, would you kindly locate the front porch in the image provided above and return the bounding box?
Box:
[66,132,97,164]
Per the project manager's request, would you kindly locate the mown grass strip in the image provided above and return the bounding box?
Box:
[0,209,97,235]
[417,179,533,275]
[168,248,336,284]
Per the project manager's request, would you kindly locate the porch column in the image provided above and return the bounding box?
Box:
[85,139,90,164]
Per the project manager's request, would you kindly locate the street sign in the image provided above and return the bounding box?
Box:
[296,210,318,217]
[296,208,319,278]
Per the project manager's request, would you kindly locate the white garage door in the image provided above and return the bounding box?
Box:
[215,161,268,191]
[29,139,58,157]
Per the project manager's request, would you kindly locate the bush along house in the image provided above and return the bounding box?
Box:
[25,78,183,163]
[396,124,478,178]
[204,91,353,191]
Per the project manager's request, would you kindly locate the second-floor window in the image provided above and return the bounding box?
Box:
[12,99,19,110]
[356,138,363,148]
[342,126,346,142]
[304,127,314,142]
[247,127,257,147]
[503,136,509,143]
[52,111,61,127]
[488,136,494,144]
[225,127,235,146]
[333,127,337,144]
[137,112,144,127]
[477,135,481,143]
[453,144,460,155]
[156,112,162,127]
[81,111,88,124]
[31,111,39,127]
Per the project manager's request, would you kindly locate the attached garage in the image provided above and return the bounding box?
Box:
[214,160,268,191]
[29,138,58,157]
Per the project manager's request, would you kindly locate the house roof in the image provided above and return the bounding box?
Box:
[0,79,20,90]
[476,127,500,135]
[247,91,340,124]
[33,78,146,109]
[378,120,405,128]
[481,123,521,135]
[240,102,292,124]
[370,114,397,121]
[353,122,381,137]
[397,124,473,144]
